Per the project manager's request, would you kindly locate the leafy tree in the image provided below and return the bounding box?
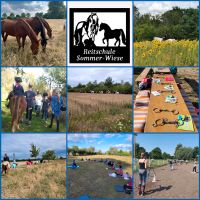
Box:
[26,13,31,18]
[35,12,44,18]
[46,2,66,19]
[42,150,56,160]
[30,143,40,160]
[192,146,198,159]
[105,77,113,87]
[21,13,26,18]
[2,13,7,19]
[150,147,162,159]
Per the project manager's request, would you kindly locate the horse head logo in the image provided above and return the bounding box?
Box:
[74,13,99,46]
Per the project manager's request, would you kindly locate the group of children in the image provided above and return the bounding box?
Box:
[7,77,65,132]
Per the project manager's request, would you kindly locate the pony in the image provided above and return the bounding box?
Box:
[10,95,27,133]
[2,18,40,55]
[99,23,126,47]
[74,13,99,46]
[2,163,9,174]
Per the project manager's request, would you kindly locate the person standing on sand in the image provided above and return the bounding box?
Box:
[192,160,198,173]
[138,152,148,196]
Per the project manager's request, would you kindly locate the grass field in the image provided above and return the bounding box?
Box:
[68,155,132,199]
[134,40,198,66]
[2,160,66,199]
[1,101,66,133]
[68,93,132,132]
[2,19,66,66]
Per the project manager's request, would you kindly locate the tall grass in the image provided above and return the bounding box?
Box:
[134,40,198,66]
[2,160,66,199]
[68,93,132,132]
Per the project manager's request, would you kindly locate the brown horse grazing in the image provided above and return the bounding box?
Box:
[2,163,9,174]
[2,18,39,55]
[25,17,48,52]
[10,96,27,133]
[40,18,53,39]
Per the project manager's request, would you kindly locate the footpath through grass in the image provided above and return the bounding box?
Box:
[2,101,66,133]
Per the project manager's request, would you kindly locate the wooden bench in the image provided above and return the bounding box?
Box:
[135,68,151,84]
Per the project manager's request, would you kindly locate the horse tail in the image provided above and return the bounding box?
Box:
[120,29,126,45]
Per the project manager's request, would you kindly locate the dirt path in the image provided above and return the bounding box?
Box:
[134,163,198,199]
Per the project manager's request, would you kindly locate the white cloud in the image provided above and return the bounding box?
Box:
[105,134,115,138]
[68,134,100,142]
[113,144,132,151]
[135,1,198,15]
[126,135,132,142]
[68,68,132,87]
[97,140,104,145]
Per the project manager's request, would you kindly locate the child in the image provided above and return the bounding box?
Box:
[7,77,24,108]
[49,89,63,132]
[35,90,42,117]
[72,160,77,168]
[115,165,123,176]
[124,177,133,193]
[25,84,36,125]
[41,93,50,124]
[192,160,197,173]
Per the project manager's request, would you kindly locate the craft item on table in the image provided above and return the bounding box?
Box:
[151,91,161,96]
[158,90,175,94]
[165,75,174,81]
[153,108,179,115]
[177,115,194,131]
[152,118,183,127]
[165,94,177,103]
[164,85,174,91]
[152,79,161,84]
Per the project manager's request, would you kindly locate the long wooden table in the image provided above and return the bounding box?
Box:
[144,74,197,132]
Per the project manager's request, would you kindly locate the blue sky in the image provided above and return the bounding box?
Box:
[68,134,132,153]
[2,134,66,160]
[2,1,66,17]
[136,134,199,155]
[68,68,132,87]
[135,1,198,15]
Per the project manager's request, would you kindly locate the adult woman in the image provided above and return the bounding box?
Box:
[138,152,148,196]
[49,89,63,132]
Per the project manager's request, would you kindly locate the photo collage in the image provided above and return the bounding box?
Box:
[0,1,199,199]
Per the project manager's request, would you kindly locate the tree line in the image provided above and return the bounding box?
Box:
[2,2,66,19]
[68,77,132,94]
[134,6,198,41]
[135,143,198,160]
[68,146,132,156]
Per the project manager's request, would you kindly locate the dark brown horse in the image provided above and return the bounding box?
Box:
[10,96,27,133]
[2,163,9,174]
[2,18,40,55]
[25,17,48,52]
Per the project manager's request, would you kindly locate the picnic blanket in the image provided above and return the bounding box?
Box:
[134,90,150,132]
[77,195,90,200]
[114,185,125,192]
[67,165,80,169]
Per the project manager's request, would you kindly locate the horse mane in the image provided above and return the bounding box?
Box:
[40,18,52,36]
[17,18,38,43]
[33,17,47,44]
